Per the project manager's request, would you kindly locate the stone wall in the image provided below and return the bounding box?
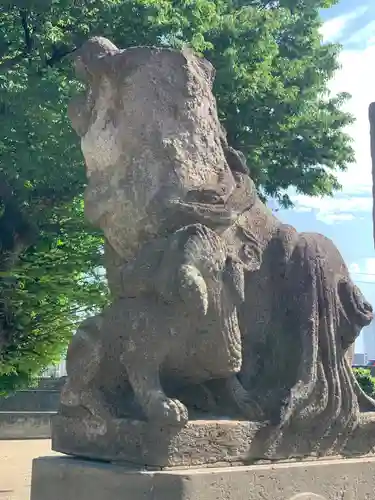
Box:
[0,378,62,439]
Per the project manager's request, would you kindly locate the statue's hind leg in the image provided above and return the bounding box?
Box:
[225,375,266,420]
[202,376,266,420]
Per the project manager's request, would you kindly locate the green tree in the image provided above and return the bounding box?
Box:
[0,198,107,394]
[353,368,375,398]
[0,0,354,391]
[206,0,354,204]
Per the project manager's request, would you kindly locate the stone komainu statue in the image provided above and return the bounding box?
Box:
[60,37,374,460]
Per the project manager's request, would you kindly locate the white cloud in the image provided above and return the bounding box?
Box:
[320,7,369,43]
[291,23,375,220]
[323,213,355,222]
[349,262,361,273]
[365,258,375,275]
[345,19,375,46]
[292,195,372,212]
[292,193,372,224]
[349,258,375,284]
[329,43,375,192]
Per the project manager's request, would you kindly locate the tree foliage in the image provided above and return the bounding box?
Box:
[0,198,107,393]
[353,368,375,398]
[0,0,354,391]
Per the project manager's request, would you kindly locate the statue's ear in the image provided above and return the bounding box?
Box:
[223,257,245,305]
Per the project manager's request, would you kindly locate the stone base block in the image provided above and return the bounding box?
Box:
[52,413,375,466]
[51,415,264,467]
[31,455,375,500]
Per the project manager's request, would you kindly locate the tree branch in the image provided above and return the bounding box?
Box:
[0,8,85,74]
[0,9,33,73]
[20,9,32,53]
[46,45,78,67]
[0,171,15,202]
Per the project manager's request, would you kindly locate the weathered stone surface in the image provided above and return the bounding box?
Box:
[68,37,234,261]
[52,412,375,466]
[52,415,263,467]
[31,455,375,500]
[56,36,375,464]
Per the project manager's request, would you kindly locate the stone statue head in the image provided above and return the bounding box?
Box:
[68,37,237,259]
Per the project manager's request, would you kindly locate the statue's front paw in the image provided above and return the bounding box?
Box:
[164,398,189,425]
[148,396,188,426]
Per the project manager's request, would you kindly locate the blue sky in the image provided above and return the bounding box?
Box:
[277,1,375,352]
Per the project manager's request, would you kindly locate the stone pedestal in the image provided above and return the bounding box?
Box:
[51,414,375,466]
[31,455,375,500]
[51,415,265,467]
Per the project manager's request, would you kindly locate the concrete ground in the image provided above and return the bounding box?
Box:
[0,440,57,500]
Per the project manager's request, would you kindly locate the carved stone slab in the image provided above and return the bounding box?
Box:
[52,413,375,468]
[31,455,375,500]
[52,415,264,467]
